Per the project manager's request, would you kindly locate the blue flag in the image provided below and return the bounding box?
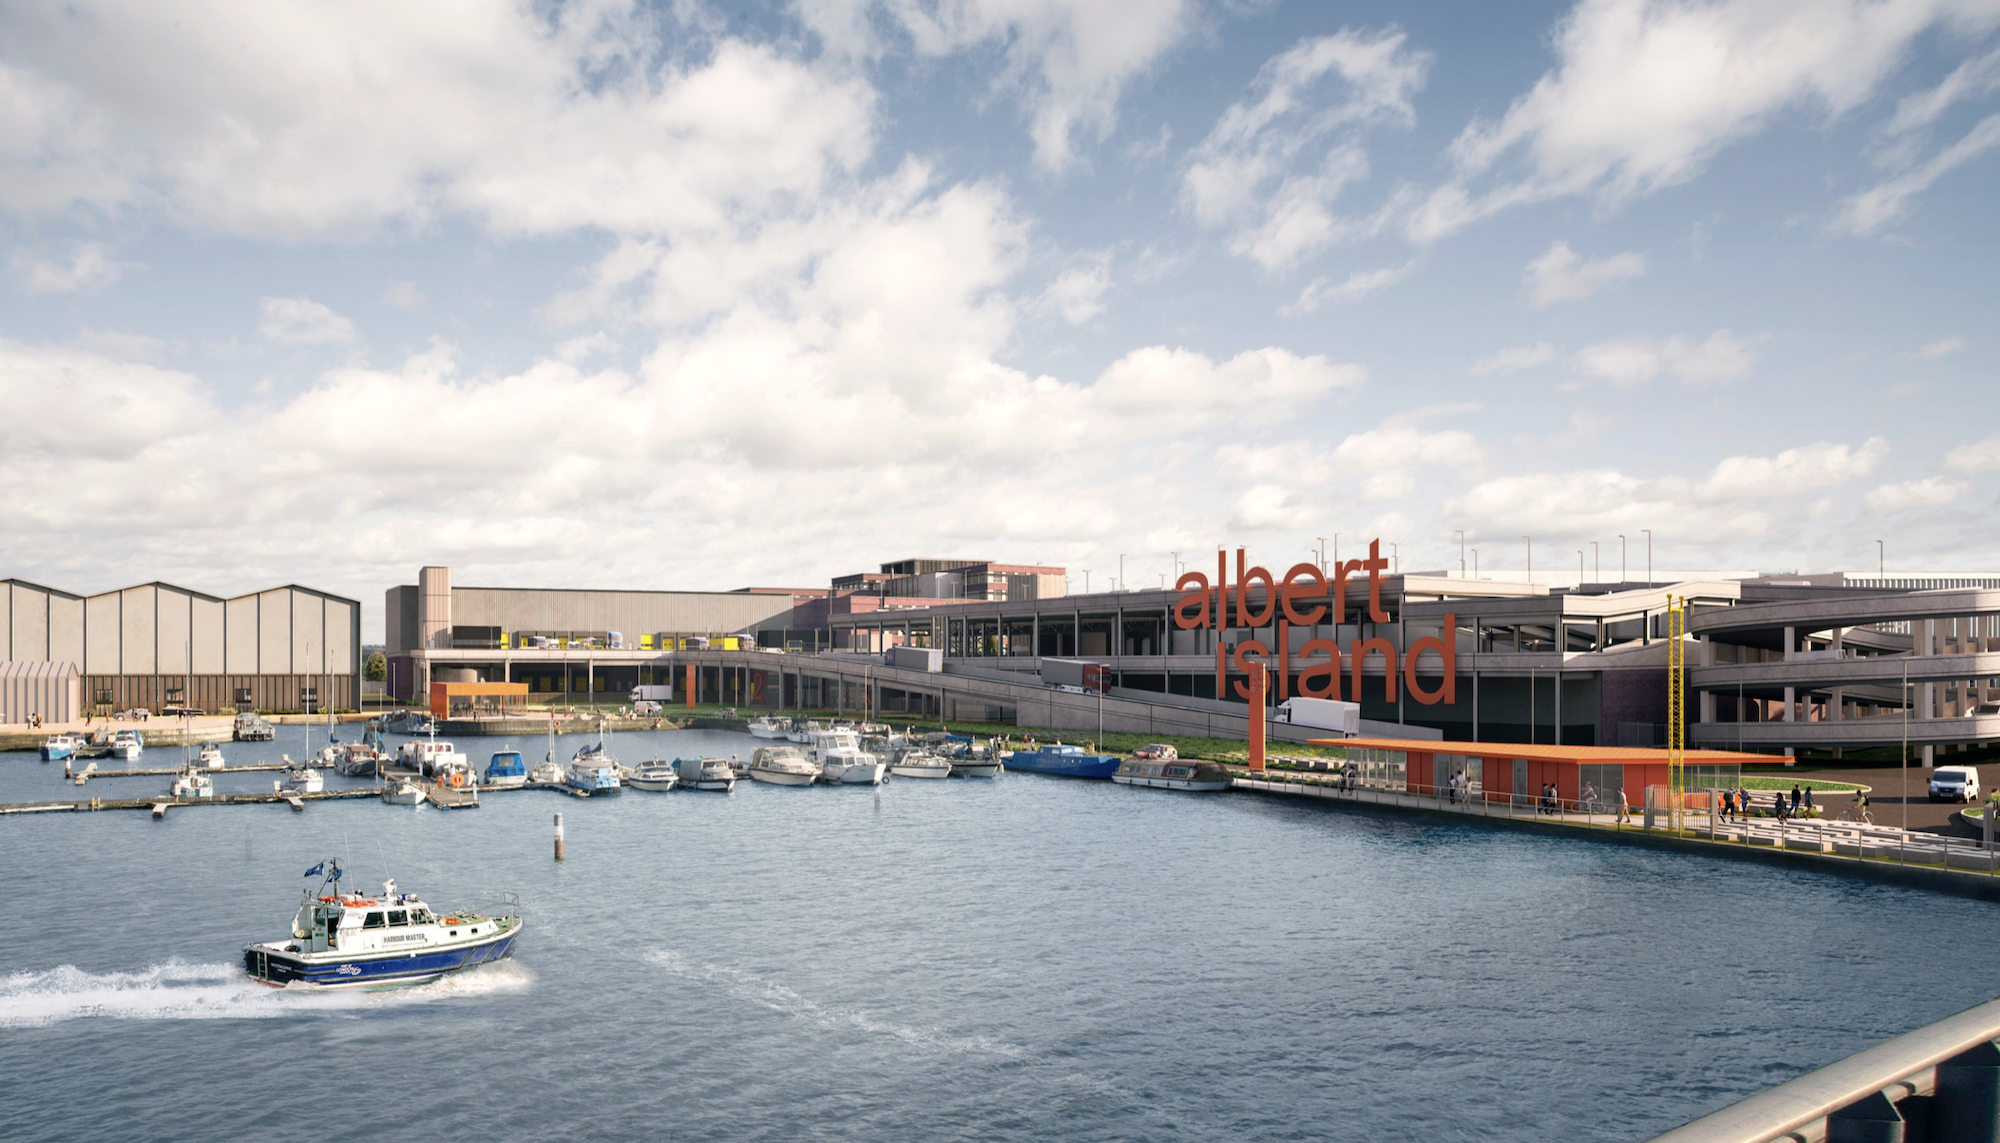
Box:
[304,861,324,878]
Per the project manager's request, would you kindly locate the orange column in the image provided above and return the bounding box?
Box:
[1248,666,1267,773]
[684,663,696,710]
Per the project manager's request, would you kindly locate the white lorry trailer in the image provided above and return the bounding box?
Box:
[1272,697,1360,736]
[629,684,673,704]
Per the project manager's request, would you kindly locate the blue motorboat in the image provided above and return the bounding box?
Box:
[484,749,527,788]
[564,741,622,796]
[1005,742,1121,779]
[243,860,521,990]
[40,733,80,762]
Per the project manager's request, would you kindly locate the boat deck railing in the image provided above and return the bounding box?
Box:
[1641,996,2000,1143]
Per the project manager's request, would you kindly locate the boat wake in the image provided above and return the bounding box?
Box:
[0,958,532,1028]
[644,950,1023,1061]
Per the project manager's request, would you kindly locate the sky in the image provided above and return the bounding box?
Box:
[3,0,1998,637]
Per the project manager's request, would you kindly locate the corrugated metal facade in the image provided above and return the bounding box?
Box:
[384,576,798,651]
[0,660,79,723]
[0,579,361,713]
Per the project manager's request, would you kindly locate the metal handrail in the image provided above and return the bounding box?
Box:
[1643,996,2000,1142]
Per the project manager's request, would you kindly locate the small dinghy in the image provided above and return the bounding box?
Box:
[243,860,521,989]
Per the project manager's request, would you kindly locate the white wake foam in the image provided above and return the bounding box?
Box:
[645,949,1022,1060]
[0,958,532,1028]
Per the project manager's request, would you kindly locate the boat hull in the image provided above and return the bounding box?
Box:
[748,768,817,786]
[1112,775,1232,792]
[40,746,73,762]
[825,763,886,785]
[1006,755,1120,779]
[950,761,1003,778]
[888,764,950,779]
[244,923,520,989]
[482,774,527,789]
[625,775,679,791]
[748,725,785,740]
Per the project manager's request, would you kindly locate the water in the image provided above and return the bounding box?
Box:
[0,727,1988,1141]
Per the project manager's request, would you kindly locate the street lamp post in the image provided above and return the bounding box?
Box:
[1591,541,1599,584]
[1878,539,1885,578]
[1523,536,1532,582]
[1316,537,1329,576]
[1619,534,1626,584]
[1903,659,1910,832]
[1642,529,1652,586]
[1471,549,1478,577]
[1390,542,1399,574]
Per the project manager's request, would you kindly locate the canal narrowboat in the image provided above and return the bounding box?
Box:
[1005,743,1120,779]
[1112,756,1233,791]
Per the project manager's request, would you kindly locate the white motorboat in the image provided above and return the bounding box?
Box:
[243,861,521,989]
[623,759,680,792]
[747,717,787,739]
[171,769,214,799]
[397,737,462,776]
[808,728,885,785]
[888,750,951,779]
[105,729,144,760]
[950,756,1004,778]
[287,766,325,794]
[748,746,820,786]
[527,760,564,785]
[382,779,426,806]
[672,756,736,792]
[565,739,622,796]
[785,719,822,744]
[197,742,226,770]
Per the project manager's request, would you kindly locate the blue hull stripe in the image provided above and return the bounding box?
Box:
[248,930,518,987]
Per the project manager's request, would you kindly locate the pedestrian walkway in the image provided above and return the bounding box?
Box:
[1231,769,2000,877]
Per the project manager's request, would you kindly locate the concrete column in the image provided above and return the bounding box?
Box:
[1831,686,1844,721]
[1783,626,1796,661]
[1784,685,1796,722]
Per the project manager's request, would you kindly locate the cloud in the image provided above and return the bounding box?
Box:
[382,282,427,312]
[1470,342,1558,375]
[1883,43,2000,135]
[11,242,130,293]
[1866,476,1962,511]
[1914,335,1966,358]
[1,9,876,240]
[1697,438,1888,499]
[1409,0,2000,242]
[799,0,1195,171]
[1039,254,1112,326]
[1835,112,2000,234]
[1571,330,1761,385]
[259,297,356,344]
[1184,28,1430,268]
[1283,259,1420,314]
[1524,240,1645,306]
[1946,433,2000,472]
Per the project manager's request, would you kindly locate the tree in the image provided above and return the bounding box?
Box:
[364,651,388,681]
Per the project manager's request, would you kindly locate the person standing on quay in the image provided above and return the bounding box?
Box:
[1791,785,1803,815]
[1616,787,1630,824]
[1803,786,1814,813]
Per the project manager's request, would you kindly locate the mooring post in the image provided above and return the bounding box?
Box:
[554,812,565,862]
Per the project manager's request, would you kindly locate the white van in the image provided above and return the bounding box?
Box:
[1929,766,1982,803]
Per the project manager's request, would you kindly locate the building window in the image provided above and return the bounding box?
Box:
[300,686,319,704]
[236,688,254,704]
[166,686,185,704]
[95,688,114,705]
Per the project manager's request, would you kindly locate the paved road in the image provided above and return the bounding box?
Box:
[1743,764,1992,836]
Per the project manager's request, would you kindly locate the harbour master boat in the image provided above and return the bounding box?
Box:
[244,860,521,989]
[1005,742,1121,779]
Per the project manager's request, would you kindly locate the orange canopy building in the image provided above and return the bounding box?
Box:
[429,681,528,720]
[1307,736,1774,808]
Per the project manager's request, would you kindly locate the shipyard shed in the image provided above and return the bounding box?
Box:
[0,660,79,724]
[0,578,361,714]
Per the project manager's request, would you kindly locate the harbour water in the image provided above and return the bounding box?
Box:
[0,727,1991,1141]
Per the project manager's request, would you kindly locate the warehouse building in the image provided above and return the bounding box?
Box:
[1,578,361,715]
[382,566,819,701]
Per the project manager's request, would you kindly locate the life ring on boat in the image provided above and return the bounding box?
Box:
[449,772,466,787]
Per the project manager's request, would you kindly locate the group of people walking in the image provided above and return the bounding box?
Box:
[1718,784,1814,822]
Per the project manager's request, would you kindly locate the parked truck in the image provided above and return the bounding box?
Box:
[630,684,673,704]
[1272,697,1359,736]
[884,646,944,673]
[1041,659,1111,694]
